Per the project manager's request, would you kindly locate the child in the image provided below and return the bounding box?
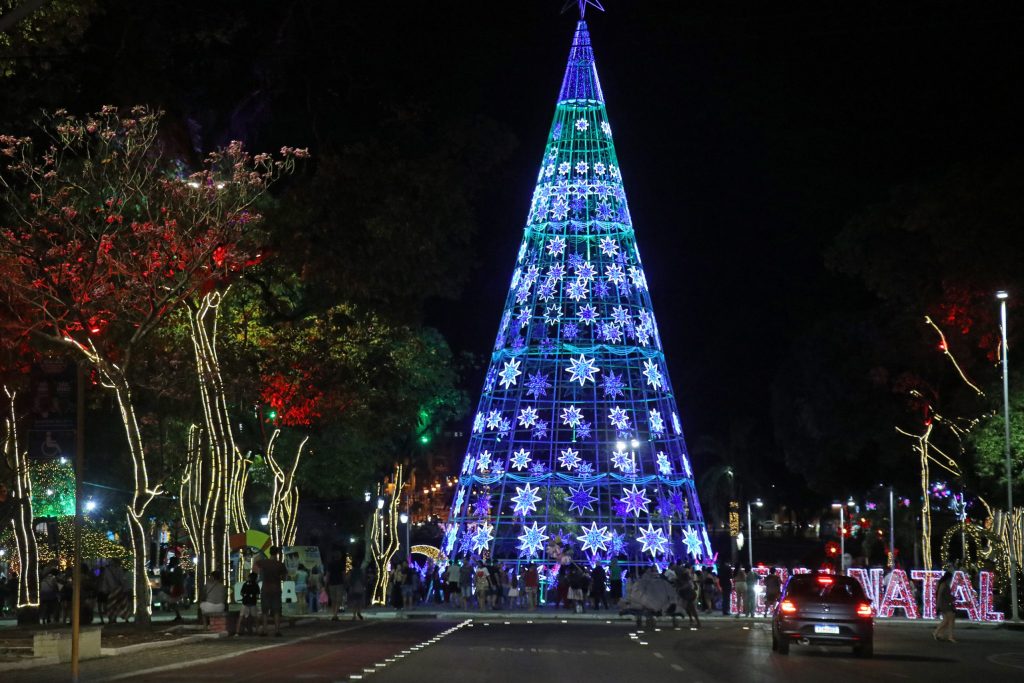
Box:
[234,572,260,636]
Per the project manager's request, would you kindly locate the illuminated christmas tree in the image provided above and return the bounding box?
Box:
[443,10,713,571]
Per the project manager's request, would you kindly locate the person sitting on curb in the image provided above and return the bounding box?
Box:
[199,570,227,629]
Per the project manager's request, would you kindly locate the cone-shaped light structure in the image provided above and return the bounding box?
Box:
[443,20,713,572]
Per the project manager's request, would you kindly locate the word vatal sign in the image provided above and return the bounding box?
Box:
[731,567,1004,622]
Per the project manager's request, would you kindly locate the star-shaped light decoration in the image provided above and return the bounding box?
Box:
[610,447,635,473]
[577,522,612,554]
[472,494,491,517]
[486,410,503,430]
[576,261,596,282]
[473,412,484,433]
[601,371,625,398]
[655,451,672,476]
[608,406,630,430]
[577,303,598,325]
[682,526,704,559]
[499,358,522,389]
[547,236,567,256]
[443,523,459,555]
[544,305,563,326]
[620,484,651,516]
[638,523,669,556]
[510,448,532,471]
[566,354,600,386]
[672,412,683,435]
[599,236,619,257]
[649,409,665,436]
[525,372,552,398]
[681,455,693,477]
[567,484,598,513]
[453,487,466,515]
[577,461,595,477]
[642,359,664,390]
[476,450,492,472]
[511,483,542,516]
[558,447,582,471]
[560,404,584,429]
[518,406,539,428]
[518,522,549,558]
[470,523,494,553]
[669,490,687,515]
[609,530,627,555]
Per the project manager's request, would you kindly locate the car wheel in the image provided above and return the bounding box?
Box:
[854,639,873,658]
[776,636,789,655]
[771,632,778,651]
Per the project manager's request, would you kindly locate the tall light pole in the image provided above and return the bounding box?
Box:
[747,499,763,569]
[832,501,847,572]
[888,487,896,569]
[997,290,1019,623]
[399,512,411,563]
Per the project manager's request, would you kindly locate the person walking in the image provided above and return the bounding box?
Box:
[160,557,185,622]
[234,571,260,636]
[591,563,608,610]
[523,563,540,611]
[294,563,309,614]
[733,567,747,618]
[459,560,473,610]
[473,562,490,611]
[763,568,782,616]
[744,568,757,618]
[720,565,733,616]
[347,563,365,620]
[933,571,957,642]
[307,565,324,613]
[401,562,417,610]
[679,568,701,627]
[609,557,623,605]
[446,560,462,608]
[325,552,347,620]
[256,546,288,636]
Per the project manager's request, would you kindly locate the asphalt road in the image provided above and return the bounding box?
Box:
[5,618,1023,682]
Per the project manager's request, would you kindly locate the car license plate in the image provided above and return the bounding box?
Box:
[814,624,840,635]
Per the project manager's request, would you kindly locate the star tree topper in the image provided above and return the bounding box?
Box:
[562,0,605,18]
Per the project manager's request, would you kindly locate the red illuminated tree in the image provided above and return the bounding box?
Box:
[0,107,305,622]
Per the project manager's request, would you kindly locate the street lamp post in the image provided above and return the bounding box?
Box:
[832,501,847,572]
[747,499,763,570]
[888,487,896,569]
[399,512,411,563]
[997,290,1020,623]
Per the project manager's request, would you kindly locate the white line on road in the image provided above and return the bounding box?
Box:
[653,652,664,659]
[671,664,684,672]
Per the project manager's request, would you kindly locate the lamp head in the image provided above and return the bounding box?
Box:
[996,290,1009,300]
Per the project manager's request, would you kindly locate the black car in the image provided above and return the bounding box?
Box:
[771,572,874,657]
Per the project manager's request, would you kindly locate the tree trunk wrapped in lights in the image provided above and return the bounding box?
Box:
[370,463,403,606]
[2,388,39,613]
[179,290,252,586]
[0,107,307,622]
[265,429,308,548]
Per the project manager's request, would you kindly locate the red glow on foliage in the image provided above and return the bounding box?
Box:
[260,370,325,428]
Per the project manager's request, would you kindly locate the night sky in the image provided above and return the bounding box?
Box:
[7,1,1022,501]
[408,2,1024,454]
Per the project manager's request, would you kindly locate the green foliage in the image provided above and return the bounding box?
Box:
[30,460,74,517]
[967,382,1024,501]
[0,0,98,78]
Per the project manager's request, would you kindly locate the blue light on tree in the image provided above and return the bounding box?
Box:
[444,16,712,570]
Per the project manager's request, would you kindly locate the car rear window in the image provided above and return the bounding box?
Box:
[784,577,865,603]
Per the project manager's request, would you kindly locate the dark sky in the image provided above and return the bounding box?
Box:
[401,1,1024,448]
[8,0,1022,498]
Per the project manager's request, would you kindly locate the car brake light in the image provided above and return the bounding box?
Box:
[817,575,834,585]
[779,600,798,614]
[856,602,873,617]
